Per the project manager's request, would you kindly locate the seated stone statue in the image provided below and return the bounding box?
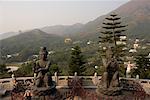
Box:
[97,55,121,96]
[105,57,119,88]
[33,47,52,87]
[100,58,119,88]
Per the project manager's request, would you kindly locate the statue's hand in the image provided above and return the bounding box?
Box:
[38,68,46,72]
[38,68,42,72]
[45,61,51,70]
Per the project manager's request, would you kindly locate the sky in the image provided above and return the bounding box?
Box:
[0,0,130,33]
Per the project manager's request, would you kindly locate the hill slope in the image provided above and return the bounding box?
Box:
[78,0,150,40]
[1,0,149,41]
[0,29,65,60]
[0,32,19,40]
[114,0,150,39]
[0,0,150,62]
[40,0,150,40]
[41,23,84,36]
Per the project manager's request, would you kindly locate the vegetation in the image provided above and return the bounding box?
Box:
[69,46,86,75]
[14,62,33,77]
[14,62,62,77]
[99,13,127,61]
[0,0,149,78]
[0,64,11,78]
[99,13,127,76]
[131,54,150,79]
[0,29,65,62]
[49,64,60,75]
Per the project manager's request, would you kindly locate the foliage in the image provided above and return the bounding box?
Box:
[131,54,150,79]
[83,66,95,76]
[119,64,126,77]
[0,64,11,78]
[0,29,65,62]
[14,62,33,77]
[49,64,60,75]
[98,13,128,78]
[69,46,86,75]
[99,13,127,61]
[60,66,69,76]
[1,0,150,65]
[0,64,9,74]
[49,51,70,64]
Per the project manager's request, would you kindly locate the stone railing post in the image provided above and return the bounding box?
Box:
[33,73,36,85]
[94,72,97,77]
[74,72,77,76]
[54,72,58,85]
[92,72,99,85]
[0,82,3,88]
[34,73,36,79]
[74,72,78,79]
[11,73,16,89]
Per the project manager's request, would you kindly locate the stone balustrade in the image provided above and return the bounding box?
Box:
[0,72,150,93]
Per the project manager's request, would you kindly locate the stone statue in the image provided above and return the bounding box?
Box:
[105,58,119,88]
[33,47,52,87]
[32,47,57,100]
[97,48,121,96]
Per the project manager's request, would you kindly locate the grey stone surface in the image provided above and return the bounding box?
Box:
[97,57,121,96]
[32,47,56,99]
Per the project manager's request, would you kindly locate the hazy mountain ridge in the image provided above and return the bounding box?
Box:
[41,0,150,40]
[1,0,149,40]
[0,32,19,40]
[0,29,64,56]
[113,0,150,39]
[41,23,84,36]
[0,0,150,61]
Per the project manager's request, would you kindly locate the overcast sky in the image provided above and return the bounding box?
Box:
[0,0,130,33]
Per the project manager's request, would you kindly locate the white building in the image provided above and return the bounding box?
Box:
[133,43,139,49]
[64,38,72,44]
[129,49,137,53]
[48,51,55,55]
[135,39,140,43]
[87,41,92,45]
[116,41,126,45]
[120,36,127,41]
[7,55,12,58]
[126,61,135,78]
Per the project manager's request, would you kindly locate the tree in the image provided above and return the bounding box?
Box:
[69,46,86,75]
[131,54,150,79]
[49,64,60,75]
[0,64,10,78]
[0,64,9,74]
[99,13,127,68]
[15,62,33,77]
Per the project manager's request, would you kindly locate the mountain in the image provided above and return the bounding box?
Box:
[2,0,149,41]
[0,32,19,40]
[114,0,150,39]
[76,0,150,40]
[1,0,150,62]
[41,23,84,36]
[40,0,150,40]
[0,29,65,61]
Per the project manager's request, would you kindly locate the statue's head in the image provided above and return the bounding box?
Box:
[106,47,114,59]
[39,47,48,61]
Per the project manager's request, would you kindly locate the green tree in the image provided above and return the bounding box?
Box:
[69,46,86,75]
[0,64,9,74]
[131,54,150,79]
[49,64,60,75]
[0,64,10,78]
[15,62,33,77]
[99,13,127,75]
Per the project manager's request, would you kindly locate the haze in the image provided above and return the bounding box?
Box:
[0,0,130,33]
